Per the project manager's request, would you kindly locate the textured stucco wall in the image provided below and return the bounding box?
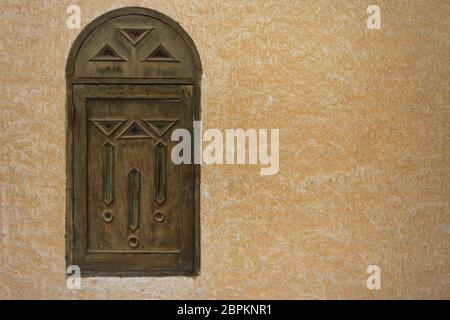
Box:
[0,0,449,299]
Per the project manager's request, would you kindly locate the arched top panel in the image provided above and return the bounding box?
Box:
[67,7,202,80]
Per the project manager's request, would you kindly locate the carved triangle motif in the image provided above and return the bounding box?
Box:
[118,28,153,46]
[144,119,178,137]
[91,120,126,136]
[90,44,126,61]
[142,45,178,62]
[118,121,154,139]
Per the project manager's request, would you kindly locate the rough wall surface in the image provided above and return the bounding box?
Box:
[0,0,449,299]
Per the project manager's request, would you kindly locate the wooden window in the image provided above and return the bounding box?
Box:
[66,7,201,276]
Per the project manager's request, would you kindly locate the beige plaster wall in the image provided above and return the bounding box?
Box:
[0,0,449,299]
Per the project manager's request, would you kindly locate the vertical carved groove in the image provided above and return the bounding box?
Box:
[155,142,166,204]
[103,142,114,205]
[128,169,140,231]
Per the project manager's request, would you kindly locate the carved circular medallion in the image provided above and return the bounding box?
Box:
[102,210,114,222]
[154,211,166,223]
[128,235,139,248]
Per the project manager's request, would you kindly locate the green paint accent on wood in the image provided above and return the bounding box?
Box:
[128,169,140,231]
[103,142,113,205]
[155,143,166,204]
